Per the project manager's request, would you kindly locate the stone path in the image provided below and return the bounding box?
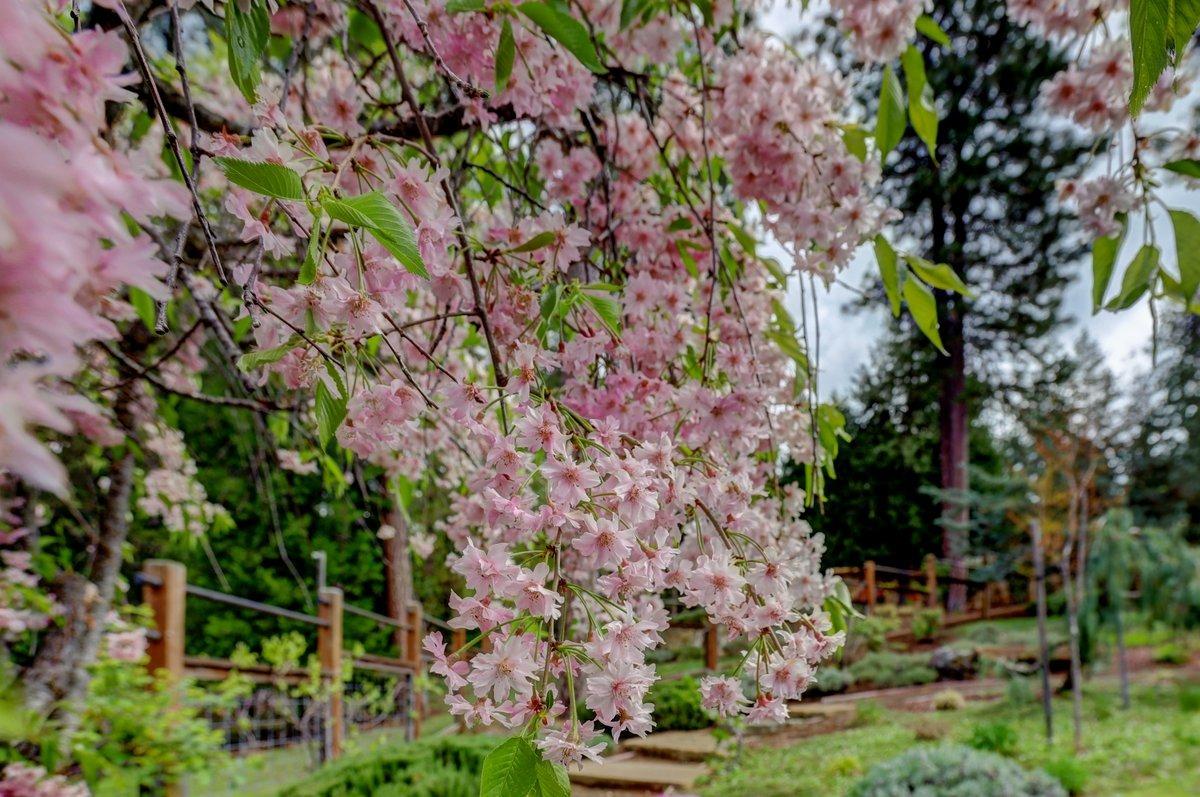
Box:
[569,729,723,795]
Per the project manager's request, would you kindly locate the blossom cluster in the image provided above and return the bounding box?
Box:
[0,0,185,494]
[0,764,88,797]
[830,0,928,63]
[137,426,231,538]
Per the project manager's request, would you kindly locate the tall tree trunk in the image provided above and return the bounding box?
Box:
[24,378,139,735]
[382,508,411,656]
[1113,596,1131,710]
[1060,477,1085,752]
[1031,520,1054,743]
[940,298,969,612]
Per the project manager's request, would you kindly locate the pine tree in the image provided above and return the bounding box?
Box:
[874,0,1090,606]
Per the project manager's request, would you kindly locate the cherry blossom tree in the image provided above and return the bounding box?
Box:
[0,0,1196,792]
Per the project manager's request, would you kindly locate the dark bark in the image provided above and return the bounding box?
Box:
[23,336,143,734]
[939,295,970,611]
[382,510,411,656]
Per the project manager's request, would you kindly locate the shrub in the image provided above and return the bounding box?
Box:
[1042,756,1089,795]
[826,754,863,777]
[1152,642,1190,665]
[1178,683,1200,712]
[852,700,884,727]
[913,717,951,741]
[814,667,856,694]
[932,689,966,711]
[848,651,937,688]
[279,735,499,797]
[911,608,944,642]
[848,745,1066,797]
[647,676,713,731]
[965,721,1020,757]
[1005,675,1035,708]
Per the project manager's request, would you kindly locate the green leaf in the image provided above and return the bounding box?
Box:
[841,125,869,162]
[237,337,301,371]
[225,0,270,104]
[507,230,557,253]
[1090,219,1127,312]
[1129,0,1170,115]
[903,274,946,354]
[216,157,306,201]
[904,254,970,296]
[321,192,428,278]
[875,65,906,159]
[533,759,571,797]
[479,737,539,797]
[315,379,347,448]
[446,0,485,11]
[1170,208,1200,304]
[915,14,950,46]
[517,2,606,74]
[619,0,651,29]
[300,215,325,285]
[128,286,157,330]
[1168,0,1200,65]
[1106,244,1160,310]
[495,18,515,94]
[873,235,902,317]
[767,329,808,371]
[693,0,714,26]
[900,46,938,161]
[1164,159,1200,178]
[580,288,622,335]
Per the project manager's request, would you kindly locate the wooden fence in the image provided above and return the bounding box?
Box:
[138,559,427,770]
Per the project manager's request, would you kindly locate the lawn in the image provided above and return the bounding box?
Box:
[700,681,1200,797]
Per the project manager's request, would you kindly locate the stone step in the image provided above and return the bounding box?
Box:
[570,754,709,791]
[620,729,723,762]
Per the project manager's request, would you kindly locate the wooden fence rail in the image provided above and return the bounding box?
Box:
[138,558,423,779]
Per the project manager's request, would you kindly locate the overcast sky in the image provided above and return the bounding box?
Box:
[757,1,1197,402]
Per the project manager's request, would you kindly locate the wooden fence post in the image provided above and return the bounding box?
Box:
[864,560,877,613]
[923,555,938,609]
[318,587,344,760]
[705,622,719,670]
[451,627,466,654]
[142,561,187,797]
[406,602,423,739]
[143,560,186,680]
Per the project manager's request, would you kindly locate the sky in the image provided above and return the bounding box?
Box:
[756,1,1196,402]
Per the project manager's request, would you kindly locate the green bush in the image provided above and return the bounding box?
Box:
[814,667,856,694]
[1042,756,1089,795]
[848,652,937,688]
[848,745,1066,797]
[911,609,944,642]
[965,721,1019,757]
[648,676,713,731]
[279,735,500,797]
[1178,683,1200,712]
[1152,642,1190,665]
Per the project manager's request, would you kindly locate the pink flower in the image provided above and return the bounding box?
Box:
[542,457,600,506]
[746,694,788,725]
[700,675,748,716]
[536,720,607,769]
[467,633,538,701]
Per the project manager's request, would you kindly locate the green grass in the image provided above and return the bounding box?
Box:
[700,683,1200,797]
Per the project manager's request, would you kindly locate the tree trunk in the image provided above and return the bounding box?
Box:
[939,298,969,612]
[1031,520,1054,744]
[1113,597,1131,710]
[24,336,143,736]
[1060,481,1085,752]
[382,508,412,656]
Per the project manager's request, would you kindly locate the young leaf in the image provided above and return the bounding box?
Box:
[915,14,950,46]
[904,254,970,296]
[873,235,902,317]
[517,2,606,74]
[581,288,623,335]
[1168,0,1200,65]
[1164,159,1200,178]
[237,337,301,371]
[1090,219,1127,312]
[495,18,515,94]
[768,329,809,371]
[226,0,270,104]
[875,65,906,159]
[533,759,571,797]
[1129,0,1169,115]
[300,215,325,285]
[1169,208,1200,304]
[446,0,486,11]
[1106,244,1160,310]
[321,192,428,278]
[479,737,539,797]
[900,46,938,161]
[903,275,946,354]
[215,157,306,201]
[315,379,347,448]
[128,286,157,331]
[507,230,557,253]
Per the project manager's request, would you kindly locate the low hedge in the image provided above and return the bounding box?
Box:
[849,744,1066,797]
[279,735,500,797]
